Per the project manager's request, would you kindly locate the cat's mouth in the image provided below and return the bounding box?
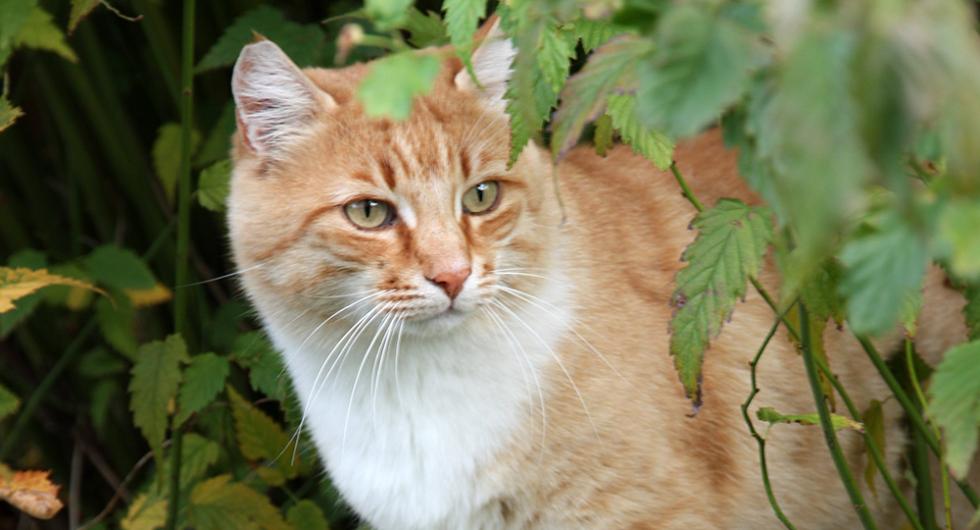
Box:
[401,306,471,335]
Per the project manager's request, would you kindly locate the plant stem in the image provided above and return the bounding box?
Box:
[906,340,953,529]
[814,359,923,530]
[800,304,878,529]
[741,313,797,529]
[859,337,978,508]
[166,0,195,528]
[912,426,939,530]
[669,162,705,212]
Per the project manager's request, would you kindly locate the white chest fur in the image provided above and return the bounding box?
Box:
[262,282,571,530]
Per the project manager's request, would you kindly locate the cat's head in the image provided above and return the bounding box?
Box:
[227,21,560,338]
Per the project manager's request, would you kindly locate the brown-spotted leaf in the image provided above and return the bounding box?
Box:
[0,267,103,314]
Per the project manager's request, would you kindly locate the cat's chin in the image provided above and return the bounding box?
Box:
[402,307,474,337]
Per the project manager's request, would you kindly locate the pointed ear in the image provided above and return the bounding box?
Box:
[454,16,516,111]
[232,40,336,157]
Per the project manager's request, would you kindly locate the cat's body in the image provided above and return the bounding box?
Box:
[228,26,976,530]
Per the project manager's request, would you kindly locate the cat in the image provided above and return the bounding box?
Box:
[227,21,977,530]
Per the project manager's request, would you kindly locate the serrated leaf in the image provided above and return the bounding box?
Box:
[365,0,413,30]
[593,114,613,156]
[606,94,673,170]
[83,245,156,290]
[0,96,23,133]
[550,36,653,159]
[0,382,19,422]
[405,8,447,48]
[357,51,441,120]
[68,0,101,33]
[0,0,35,66]
[928,340,980,479]
[232,332,289,402]
[756,406,864,432]
[121,493,167,530]
[150,433,221,497]
[227,386,301,483]
[443,0,485,53]
[965,285,980,342]
[196,6,325,72]
[669,199,773,404]
[573,18,622,52]
[286,500,328,530]
[152,123,200,202]
[187,475,290,530]
[176,353,230,426]
[129,334,185,468]
[839,216,928,336]
[12,7,76,62]
[0,267,101,314]
[538,24,576,95]
[636,5,755,138]
[197,159,232,212]
[862,399,885,499]
[0,469,64,519]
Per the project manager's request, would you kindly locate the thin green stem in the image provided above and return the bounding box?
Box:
[669,162,705,212]
[814,359,923,530]
[166,0,195,528]
[800,304,878,530]
[741,313,797,529]
[906,340,953,529]
[859,337,979,508]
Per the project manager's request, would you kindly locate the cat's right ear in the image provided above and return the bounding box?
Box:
[454,17,516,112]
[232,39,336,157]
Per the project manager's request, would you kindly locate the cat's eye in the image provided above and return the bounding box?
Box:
[344,199,395,229]
[462,181,500,215]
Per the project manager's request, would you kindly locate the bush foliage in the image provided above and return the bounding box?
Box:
[0,0,978,529]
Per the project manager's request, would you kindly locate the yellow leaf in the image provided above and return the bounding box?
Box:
[0,469,64,519]
[125,283,173,308]
[0,267,103,314]
[121,493,168,530]
[66,286,94,310]
[0,97,23,133]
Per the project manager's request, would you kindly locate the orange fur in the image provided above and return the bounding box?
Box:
[227,40,978,529]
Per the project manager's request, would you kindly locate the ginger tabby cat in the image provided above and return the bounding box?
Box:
[227,22,977,530]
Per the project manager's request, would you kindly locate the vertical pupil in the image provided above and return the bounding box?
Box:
[364,201,372,219]
[477,186,485,203]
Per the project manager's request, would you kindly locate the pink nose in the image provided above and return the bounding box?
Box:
[427,266,471,300]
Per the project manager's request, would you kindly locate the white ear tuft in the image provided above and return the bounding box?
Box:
[231,40,336,157]
[454,19,516,111]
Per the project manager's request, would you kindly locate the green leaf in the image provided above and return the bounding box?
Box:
[84,245,156,290]
[286,500,328,530]
[0,383,19,422]
[90,380,118,435]
[129,334,185,467]
[573,18,622,53]
[1,250,46,338]
[232,332,289,402]
[0,96,23,133]
[357,51,441,120]
[150,433,221,497]
[187,475,290,530]
[862,399,885,499]
[538,23,576,95]
[550,36,653,159]
[593,114,613,157]
[937,199,980,281]
[68,0,101,33]
[96,295,138,360]
[197,159,232,212]
[443,0,485,53]
[176,353,230,426]
[839,216,928,336]
[0,0,35,66]
[196,6,325,72]
[12,7,76,62]
[365,0,414,30]
[928,340,980,479]
[227,386,302,485]
[195,102,236,166]
[636,5,756,138]
[78,346,127,379]
[669,199,773,404]
[606,94,673,170]
[152,123,200,202]
[404,8,447,48]
[756,406,864,432]
[121,493,167,530]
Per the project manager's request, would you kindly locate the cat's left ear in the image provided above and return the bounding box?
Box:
[453,16,516,111]
[232,39,336,157]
